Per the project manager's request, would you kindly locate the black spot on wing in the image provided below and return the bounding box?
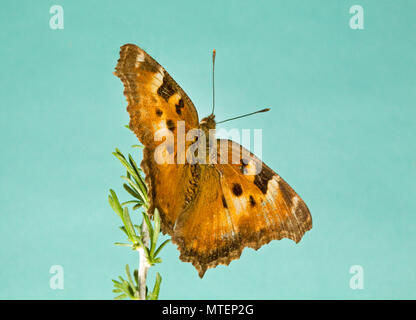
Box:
[221,195,228,208]
[156,108,163,116]
[254,165,274,194]
[232,183,243,196]
[175,98,184,115]
[157,76,176,102]
[166,119,175,131]
[249,195,256,207]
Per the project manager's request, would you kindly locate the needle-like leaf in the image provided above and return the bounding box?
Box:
[154,239,171,258]
[125,265,136,294]
[123,207,136,241]
[123,183,142,201]
[151,209,161,255]
[148,273,162,300]
[114,242,132,247]
[121,176,146,203]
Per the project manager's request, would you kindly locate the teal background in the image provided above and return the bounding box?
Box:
[0,0,415,299]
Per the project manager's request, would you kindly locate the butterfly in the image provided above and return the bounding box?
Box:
[114,44,312,277]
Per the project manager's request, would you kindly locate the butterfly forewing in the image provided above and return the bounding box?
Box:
[114,43,199,147]
[115,44,199,232]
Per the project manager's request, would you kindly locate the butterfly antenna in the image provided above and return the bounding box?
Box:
[211,49,216,115]
[216,108,271,124]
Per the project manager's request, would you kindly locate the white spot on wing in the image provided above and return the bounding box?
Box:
[264,176,283,228]
[149,67,165,93]
[135,51,145,68]
[243,159,257,176]
[232,197,245,215]
[291,195,300,224]
[266,176,280,198]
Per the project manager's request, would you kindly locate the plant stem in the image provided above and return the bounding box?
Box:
[138,218,150,300]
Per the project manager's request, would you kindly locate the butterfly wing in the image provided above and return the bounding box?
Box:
[114,44,199,146]
[114,44,199,232]
[172,139,312,277]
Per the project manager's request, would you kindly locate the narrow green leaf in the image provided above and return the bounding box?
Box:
[121,280,135,299]
[154,239,170,258]
[133,269,139,288]
[113,151,141,185]
[114,148,124,157]
[149,273,162,300]
[108,195,115,211]
[114,242,132,247]
[128,154,140,178]
[152,257,162,264]
[109,190,123,218]
[123,183,142,200]
[123,207,136,240]
[143,246,152,262]
[132,203,143,211]
[121,200,140,206]
[125,265,135,293]
[151,209,161,255]
[121,176,146,203]
[128,153,148,196]
[112,282,124,290]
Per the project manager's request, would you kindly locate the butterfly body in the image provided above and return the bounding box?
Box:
[115,44,312,277]
[200,114,216,131]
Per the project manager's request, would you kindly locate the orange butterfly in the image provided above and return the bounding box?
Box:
[114,44,312,277]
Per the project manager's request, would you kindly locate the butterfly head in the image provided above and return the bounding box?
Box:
[200,114,216,134]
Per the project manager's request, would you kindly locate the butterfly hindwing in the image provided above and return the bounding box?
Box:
[172,140,312,277]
